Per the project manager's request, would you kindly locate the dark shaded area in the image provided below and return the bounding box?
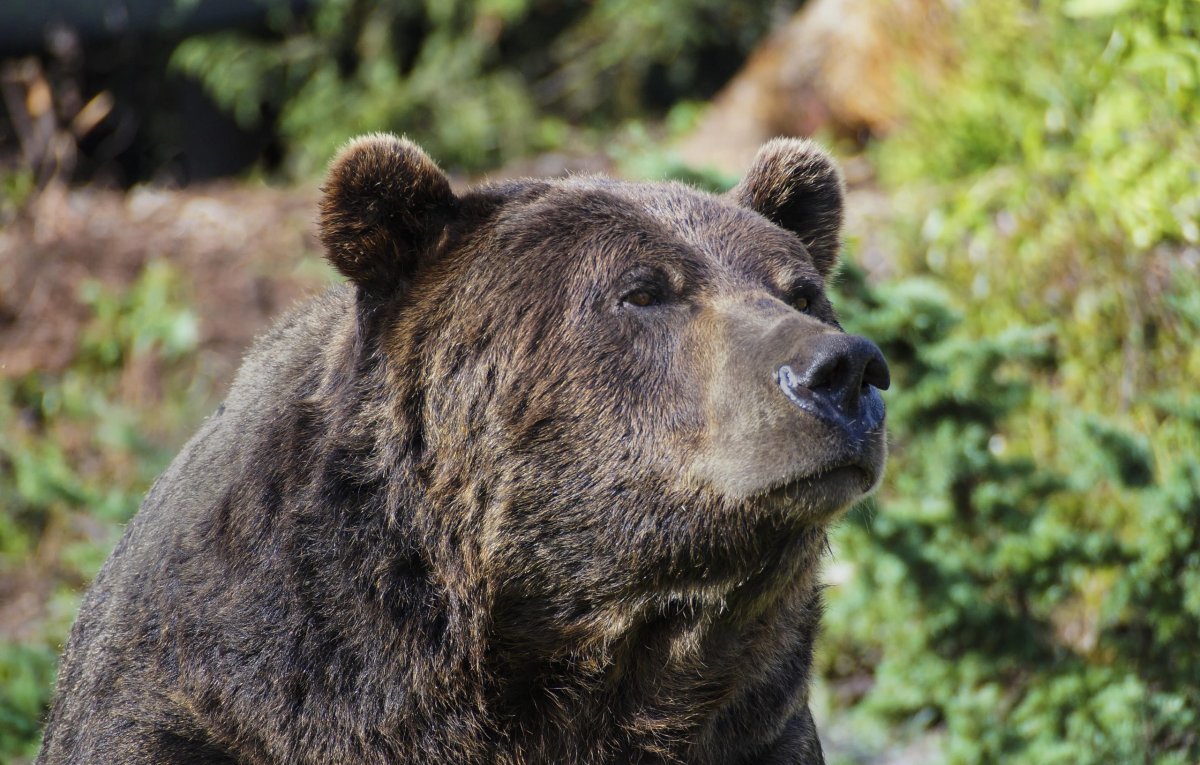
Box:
[0,0,304,185]
[1,0,786,187]
[0,0,298,55]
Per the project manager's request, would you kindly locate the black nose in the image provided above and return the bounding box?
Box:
[777,334,890,415]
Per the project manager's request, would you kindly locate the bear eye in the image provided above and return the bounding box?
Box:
[787,287,814,313]
[622,289,660,308]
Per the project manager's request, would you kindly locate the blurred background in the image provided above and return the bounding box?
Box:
[1,0,1197,762]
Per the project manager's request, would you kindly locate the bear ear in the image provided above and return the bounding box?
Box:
[319,134,457,297]
[728,138,845,278]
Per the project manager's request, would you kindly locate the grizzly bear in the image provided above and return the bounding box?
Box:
[38,135,889,764]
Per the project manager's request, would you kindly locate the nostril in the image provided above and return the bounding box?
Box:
[863,352,891,392]
[782,334,890,410]
[806,355,842,392]
[776,364,799,392]
[778,335,889,430]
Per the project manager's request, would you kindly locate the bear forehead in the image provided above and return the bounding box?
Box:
[471,177,816,275]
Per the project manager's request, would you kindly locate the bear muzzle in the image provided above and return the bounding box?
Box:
[688,300,891,513]
[775,333,890,437]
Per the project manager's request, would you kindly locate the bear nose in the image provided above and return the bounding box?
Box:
[776,334,890,415]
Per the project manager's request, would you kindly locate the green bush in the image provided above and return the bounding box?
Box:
[820,0,1200,761]
[0,263,209,762]
[171,0,791,175]
[0,643,58,762]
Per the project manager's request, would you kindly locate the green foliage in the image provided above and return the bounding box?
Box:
[876,0,1199,419]
[0,262,210,762]
[78,261,201,368]
[170,0,790,174]
[0,169,35,226]
[821,1,1200,761]
[0,643,58,761]
[609,116,738,193]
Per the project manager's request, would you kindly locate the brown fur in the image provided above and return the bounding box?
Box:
[38,136,888,764]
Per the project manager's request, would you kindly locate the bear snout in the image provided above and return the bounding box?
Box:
[775,333,889,435]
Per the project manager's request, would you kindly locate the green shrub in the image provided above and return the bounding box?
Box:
[0,643,58,761]
[170,0,791,175]
[0,262,209,762]
[820,1,1200,761]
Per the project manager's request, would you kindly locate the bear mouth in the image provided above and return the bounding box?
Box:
[758,463,877,516]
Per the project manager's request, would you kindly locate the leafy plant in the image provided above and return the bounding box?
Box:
[0,262,209,762]
[818,1,1200,761]
[0,643,58,761]
[170,0,793,175]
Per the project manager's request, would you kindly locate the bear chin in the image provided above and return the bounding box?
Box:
[755,462,880,518]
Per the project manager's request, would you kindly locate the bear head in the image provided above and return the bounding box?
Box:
[317,134,889,633]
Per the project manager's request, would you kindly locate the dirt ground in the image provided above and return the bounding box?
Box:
[0,181,329,384]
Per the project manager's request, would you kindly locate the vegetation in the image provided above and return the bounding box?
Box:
[0,265,210,760]
[171,0,792,174]
[823,0,1200,761]
[2,0,1197,761]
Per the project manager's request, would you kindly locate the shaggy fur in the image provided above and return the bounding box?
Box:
[39,136,889,765]
[727,138,845,277]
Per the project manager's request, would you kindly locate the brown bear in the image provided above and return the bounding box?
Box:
[38,135,889,764]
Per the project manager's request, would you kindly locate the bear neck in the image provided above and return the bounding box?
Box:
[472,547,827,763]
[306,417,830,761]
